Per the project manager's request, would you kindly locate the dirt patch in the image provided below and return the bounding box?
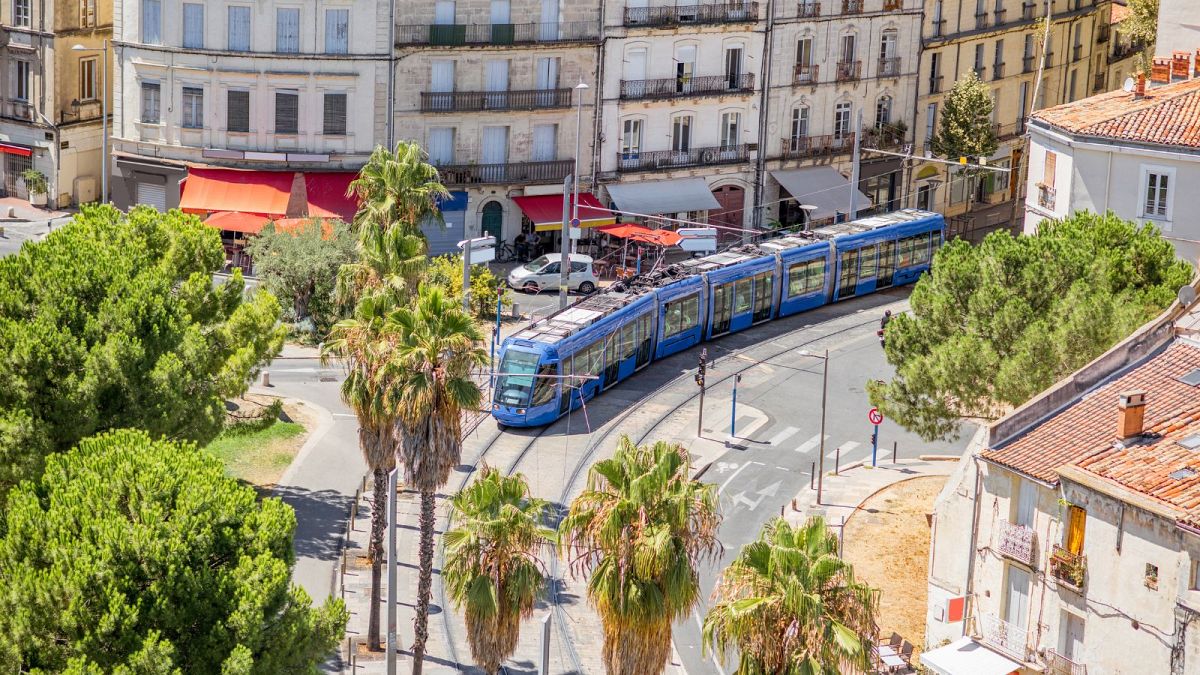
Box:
[205,394,318,487]
[842,475,947,661]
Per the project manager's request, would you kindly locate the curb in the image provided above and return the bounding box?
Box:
[247,387,337,489]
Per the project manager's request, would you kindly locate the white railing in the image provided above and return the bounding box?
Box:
[1046,648,1087,675]
[996,520,1037,566]
[981,613,1029,662]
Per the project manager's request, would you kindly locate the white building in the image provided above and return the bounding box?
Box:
[111,0,393,216]
[1023,72,1200,264]
[923,290,1200,675]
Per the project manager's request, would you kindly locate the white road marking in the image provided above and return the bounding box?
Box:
[793,434,828,453]
[692,611,729,675]
[333,413,358,418]
[714,461,739,474]
[717,461,761,494]
[828,441,861,458]
[270,367,318,373]
[767,426,800,446]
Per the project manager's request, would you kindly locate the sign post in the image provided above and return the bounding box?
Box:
[868,407,884,467]
[456,235,496,314]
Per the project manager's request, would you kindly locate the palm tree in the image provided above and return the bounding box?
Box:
[444,468,553,674]
[336,223,428,313]
[320,292,401,651]
[348,141,450,238]
[384,285,486,674]
[702,516,880,674]
[559,437,722,675]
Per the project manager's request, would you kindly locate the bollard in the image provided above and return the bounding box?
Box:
[893,440,898,463]
[835,447,840,475]
[260,371,270,387]
[791,498,798,511]
[810,462,815,490]
[780,504,785,517]
[0,225,5,237]
[511,302,521,319]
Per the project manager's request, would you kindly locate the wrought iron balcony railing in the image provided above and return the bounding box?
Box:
[931,19,946,37]
[836,60,862,82]
[996,520,1037,566]
[1023,55,1036,72]
[623,2,758,27]
[878,57,901,77]
[975,12,989,29]
[794,63,819,84]
[797,1,821,17]
[993,62,1005,79]
[1097,23,1110,43]
[420,88,573,112]
[397,20,599,46]
[779,133,855,158]
[617,144,750,172]
[981,613,1031,662]
[435,159,573,185]
[929,74,944,93]
[620,73,755,101]
[1045,649,1087,675]
[1022,2,1036,19]
[1093,72,1106,91]
[1050,545,1085,589]
[841,0,863,14]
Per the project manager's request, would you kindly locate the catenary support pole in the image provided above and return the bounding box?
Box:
[817,349,829,504]
[386,468,398,675]
[559,174,571,310]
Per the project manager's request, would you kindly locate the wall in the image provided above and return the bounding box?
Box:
[1155,0,1200,58]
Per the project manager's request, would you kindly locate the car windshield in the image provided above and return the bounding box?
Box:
[494,349,540,406]
[523,255,551,272]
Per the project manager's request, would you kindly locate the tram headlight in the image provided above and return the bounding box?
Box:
[492,403,499,410]
[517,409,526,415]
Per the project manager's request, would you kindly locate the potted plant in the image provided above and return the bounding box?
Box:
[21,169,47,207]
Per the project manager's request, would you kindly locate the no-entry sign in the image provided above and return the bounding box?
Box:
[868,407,884,425]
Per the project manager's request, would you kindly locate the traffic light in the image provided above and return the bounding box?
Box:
[696,348,707,388]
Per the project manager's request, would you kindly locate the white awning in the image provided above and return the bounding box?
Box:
[919,638,1022,675]
[771,166,872,221]
[605,178,721,215]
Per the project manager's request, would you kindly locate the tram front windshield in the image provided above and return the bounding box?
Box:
[494,350,539,406]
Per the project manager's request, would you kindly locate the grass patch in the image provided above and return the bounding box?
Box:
[205,419,307,487]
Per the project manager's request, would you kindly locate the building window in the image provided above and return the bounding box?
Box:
[322,92,346,135]
[227,90,249,132]
[427,127,454,165]
[1068,69,1077,102]
[182,86,203,129]
[13,60,29,101]
[840,33,856,62]
[875,95,891,128]
[1004,564,1031,630]
[796,36,812,66]
[791,106,809,140]
[671,114,692,152]
[834,101,852,138]
[141,0,161,43]
[531,123,556,161]
[182,3,204,49]
[929,52,941,93]
[1191,558,1200,591]
[276,8,299,53]
[141,81,161,124]
[325,8,349,54]
[228,6,250,51]
[12,0,29,26]
[720,111,741,148]
[78,58,96,100]
[1142,168,1172,220]
[79,0,95,27]
[621,118,642,156]
[275,90,299,134]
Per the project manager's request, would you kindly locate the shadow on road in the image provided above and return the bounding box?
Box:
[272,484,354,562]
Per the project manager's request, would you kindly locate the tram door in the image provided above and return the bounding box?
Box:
[603,334,620,389]
[836,248,859,299]
[876,240,896,289]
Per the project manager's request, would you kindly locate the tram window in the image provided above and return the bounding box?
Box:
[620,322,636,360]
[637,312,653,366]
[576,341,603,377]
[662,301,679,338]
[679,295,699,332]
[787,259,825,297]
[560,356,574,414]
[712,283,733,335]
[752,273,772,322]
[531,364,557,407]
[837,248,859,299]
[734,279,752,315]
[495,350,540,406]
[912,232,932,265]
[859,245,877,279]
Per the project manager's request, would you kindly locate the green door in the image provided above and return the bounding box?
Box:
[481,201,503,242]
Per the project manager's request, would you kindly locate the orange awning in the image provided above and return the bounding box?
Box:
[304,172,359,221]
[599,224,682,247]
[179,168,296,217]
[204,210,271,235]
[512,192,616,232]
[274,217,337,239]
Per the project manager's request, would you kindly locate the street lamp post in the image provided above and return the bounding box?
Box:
[571,81,588,255]
[799,349,830,505]
[72,41,108,202]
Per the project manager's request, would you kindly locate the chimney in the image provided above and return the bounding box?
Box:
[1118,391,1147,440]
[1135,73,1147,98]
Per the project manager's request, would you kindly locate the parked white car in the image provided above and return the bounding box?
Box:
[507,254,598,294]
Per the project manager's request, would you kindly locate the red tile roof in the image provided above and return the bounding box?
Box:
[981,342,1200,483]
[1032,77,1200,149]
[1110,2,1130,25]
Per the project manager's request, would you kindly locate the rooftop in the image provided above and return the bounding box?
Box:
[981,341,1200,484]
[1110,2,1130,24]
[1031,77,1200,149]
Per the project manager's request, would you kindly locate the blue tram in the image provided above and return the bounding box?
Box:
[491,209,944,427]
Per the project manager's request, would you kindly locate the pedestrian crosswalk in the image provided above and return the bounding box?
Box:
[828,441,860,458]
[793,434,827,453]
[766,426,800,446]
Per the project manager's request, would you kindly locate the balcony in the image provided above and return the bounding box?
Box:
[0,99,33,122]
[1023,55,1036,72]
[1097,23,1110,43]
[973,65,986,79]
[836,60,862,82]
[980,613,1030,662]
[993,8,1007,23]
[1045,649,1088,675]
[883,0,903,9]
[436,159,572,185]
[995,118,1027,138]
[420,88,573,113]
[975,12,989,29]
[620,73,755,101]
[623,2,758,27]
[840,0,863,14]
[1050,545,1086,589]
[996,520,1037,566]
[396,20,599,46]
[794,63,819,84]
[931,19,946,38]
[617,144,750,172]
[1110,42,1140,63]
[1022,2,1036,19]
[992,62,1005,80]
[1092,72,1106,91]
[878,57,901,78]
[797,1,821,17]
[864,124,906,149]
[1072,44,1083,61]
[779,133,855,159]
[929,74,944,93]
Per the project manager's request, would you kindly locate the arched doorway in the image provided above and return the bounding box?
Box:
[709,185,745,244]
[481,201,503,242]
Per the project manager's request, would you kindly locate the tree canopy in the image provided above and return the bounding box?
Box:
[931,70,998,163]
[869,211,1192,441]
[0,429,347,673]
[0,205,285,499]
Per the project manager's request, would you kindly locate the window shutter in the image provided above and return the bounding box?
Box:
[1044,151,1056,187]
[141,82,160,123]
[323,93,347,136]
[277,8,299,52]
[227,90,249,132]
[228,6,250,51]
[325,9,349,54]
[275,91,299,134]
[183,4,204,49]
[142,0,161,43]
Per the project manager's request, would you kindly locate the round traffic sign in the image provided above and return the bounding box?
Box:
[868,407,884,425]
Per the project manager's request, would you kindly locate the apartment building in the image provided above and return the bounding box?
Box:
[0,0,110,207]
[111,0,393,216]
[759,0,922,231]
[923,289,1200,674]
[393,0,604,254]
[911,0,1110,241]
[1103,1,1139,92]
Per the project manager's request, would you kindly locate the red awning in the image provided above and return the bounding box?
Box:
[512,192,616,232]
[204,210,272,235]
[0,142,32,157]
[599,224,682,247]
[179,168,295,216]
[304,172,359,221]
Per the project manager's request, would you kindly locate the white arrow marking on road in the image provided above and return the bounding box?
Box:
[717,461,761,494]
[794,434,829,453]
[828,441,861,458]
[767,426,800,446]
[727,480,782,511]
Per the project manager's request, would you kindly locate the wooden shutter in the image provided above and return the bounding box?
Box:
[275,91,298,134]
[323,93,346,136]
[1044,151,1057,188]
[227,90,249,132]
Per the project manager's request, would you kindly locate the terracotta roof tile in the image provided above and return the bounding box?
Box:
[981,342,1200,483]
[1110,2,1130,25]
[1032,77,1200,149]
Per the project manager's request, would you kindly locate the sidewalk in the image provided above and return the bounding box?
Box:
[785,457,957,530]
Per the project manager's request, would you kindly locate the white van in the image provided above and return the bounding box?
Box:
[507,253,598,294]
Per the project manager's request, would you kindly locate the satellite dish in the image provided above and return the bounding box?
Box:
[1123,77,1136,93]
[1179,285,1197,307]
